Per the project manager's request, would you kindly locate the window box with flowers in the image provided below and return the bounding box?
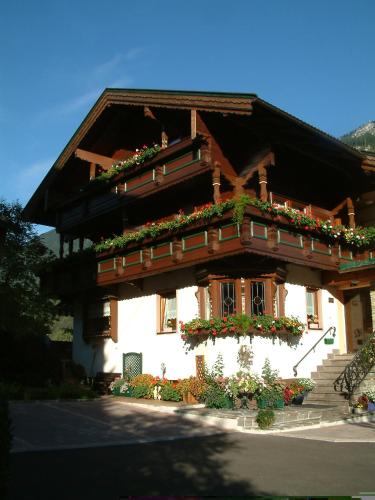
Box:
[180,313,305,348]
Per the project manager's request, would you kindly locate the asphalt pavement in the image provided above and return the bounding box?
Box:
[7,398,375,499]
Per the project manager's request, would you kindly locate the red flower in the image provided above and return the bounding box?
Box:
[270,326,276,333]
[230,326,235,332]
[223,317,228,323]
[212,329,217,336]
[222,327,228,333]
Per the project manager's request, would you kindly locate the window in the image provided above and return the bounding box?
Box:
[208,277,276,317]
[158,291,177,333]
[84,297,118,342]
[306,288,321,328]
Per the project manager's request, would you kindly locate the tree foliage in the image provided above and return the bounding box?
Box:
[0,200,57,338]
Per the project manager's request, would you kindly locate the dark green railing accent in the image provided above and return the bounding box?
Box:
[293,326,336,377]
[339,257,375,271]
[333,333,375,401]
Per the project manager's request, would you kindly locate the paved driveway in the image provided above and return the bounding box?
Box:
[7,398,375,499]
[10,398,226,452]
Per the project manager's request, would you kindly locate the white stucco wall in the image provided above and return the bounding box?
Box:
[73,265,347,381]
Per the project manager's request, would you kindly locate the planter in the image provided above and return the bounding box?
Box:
[353,407,366,415]
[368,402,375,412]
[292,394,304,405]
[256,398,268,409]
[274,398,285,409]
[324,338,334,345]
[183,392,198,404]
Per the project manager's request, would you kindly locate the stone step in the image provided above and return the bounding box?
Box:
[317,365,348,373]
[327,352,352,360]
[311,371,342,380]
[308,393,347,402]
[322,359,353,367]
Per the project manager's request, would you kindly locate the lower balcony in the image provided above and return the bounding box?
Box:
[96,200,371,286]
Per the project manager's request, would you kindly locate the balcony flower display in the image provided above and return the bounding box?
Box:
[93,144,161,183]
[95,194,375,254]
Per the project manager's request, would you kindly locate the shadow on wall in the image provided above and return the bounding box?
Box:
[9,399,263,498]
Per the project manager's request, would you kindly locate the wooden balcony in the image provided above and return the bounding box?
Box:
[96,204,367,286]
[58,136,211,232]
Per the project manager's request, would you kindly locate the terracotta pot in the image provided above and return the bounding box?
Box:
[183,392,198,404]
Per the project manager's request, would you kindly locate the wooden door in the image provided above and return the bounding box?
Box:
[344,288,372,352]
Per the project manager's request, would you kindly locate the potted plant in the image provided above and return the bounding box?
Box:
[363,389,375,412]
[256,384,284,409]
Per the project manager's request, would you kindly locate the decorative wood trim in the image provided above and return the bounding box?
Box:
[110,298,118,343]
[75,148,115,169]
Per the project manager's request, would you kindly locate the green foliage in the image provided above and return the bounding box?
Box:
[132,385,152,399]
[0,200,58,339]
[0,381,24,400]
[256,409,276,429]
[48,315,73,342]
[261,358,279,385]
[211,353,224,378]
[159,382,182,402]
[203,384,233,409]
[0,400,12,499]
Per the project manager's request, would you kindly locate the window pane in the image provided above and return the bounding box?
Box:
[221,282,236,316]
[251,282,265,315]
[161,293,177,331]
[306,292,315,317]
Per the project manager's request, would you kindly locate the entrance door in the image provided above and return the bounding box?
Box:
[344,288,373,352]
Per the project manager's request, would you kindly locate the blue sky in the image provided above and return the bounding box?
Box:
[0,0,374,230]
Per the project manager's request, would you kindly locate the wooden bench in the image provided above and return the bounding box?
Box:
[93,372,121,394]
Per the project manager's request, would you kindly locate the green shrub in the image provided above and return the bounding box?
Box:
[0,400,12,499]
[203,384,233,409]
[0,381,24,400]
[132,385,152,399]
[160,382,182,402]
[256,409,276,429]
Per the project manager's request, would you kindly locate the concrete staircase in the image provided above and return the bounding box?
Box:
[308,349,354,407]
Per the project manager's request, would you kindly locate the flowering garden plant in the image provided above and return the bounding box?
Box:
[363,388,375,403]
[180,313,305,346]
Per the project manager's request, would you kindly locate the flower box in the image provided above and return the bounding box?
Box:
[182,392,198,404]
[324,338,334,345]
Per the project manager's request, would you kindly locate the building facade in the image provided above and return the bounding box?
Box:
[24,89,375,381]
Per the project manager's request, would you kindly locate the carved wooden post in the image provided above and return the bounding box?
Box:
[207,227,219,254]
[79,236,84,251]
[240,215,251,245]
[191,109,197,139]
[172,238,183,263]
[212,163,221,204]
[161,130,168,149]
[89,162,96,180]
[142,248,152,269]
[154,166,164,186]
[258,165,268,202]
[347,197,356,228]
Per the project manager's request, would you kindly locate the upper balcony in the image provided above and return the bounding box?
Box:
[58,136,211,233]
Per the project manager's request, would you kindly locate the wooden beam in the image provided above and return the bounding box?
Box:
[212,163,221,203]
[75,148,114,169]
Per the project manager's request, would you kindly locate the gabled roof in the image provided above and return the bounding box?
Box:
[23,88,365,221]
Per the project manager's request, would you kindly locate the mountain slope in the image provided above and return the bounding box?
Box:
[341,121,375,153]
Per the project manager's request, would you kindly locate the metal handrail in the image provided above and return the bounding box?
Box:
[333,332,375,401]
[293,326,336,377]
